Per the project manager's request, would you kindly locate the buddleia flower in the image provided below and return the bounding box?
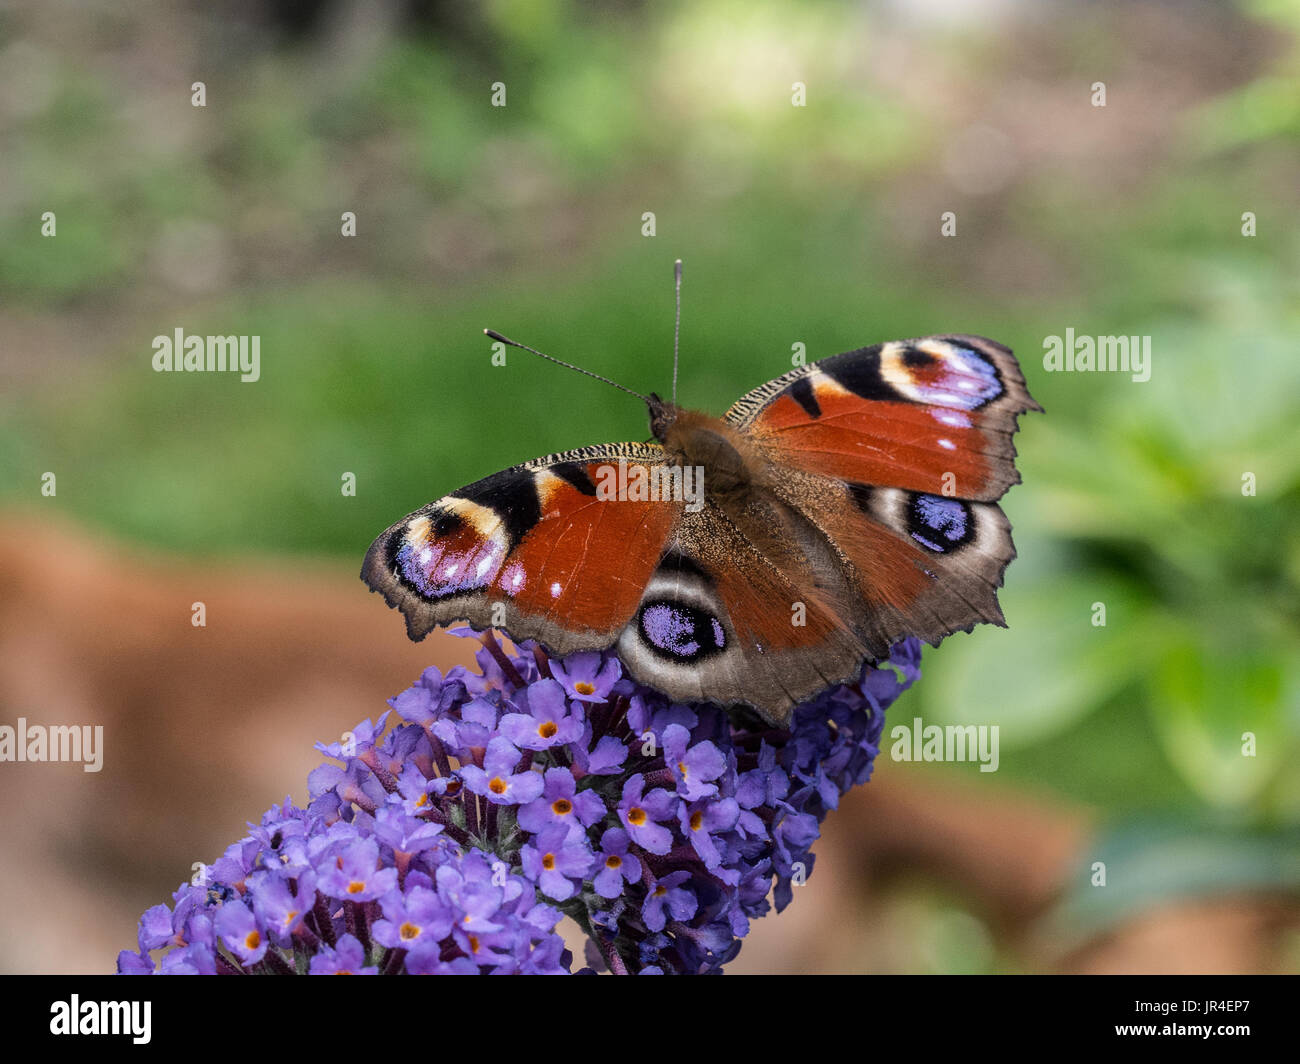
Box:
[121,632,918,975]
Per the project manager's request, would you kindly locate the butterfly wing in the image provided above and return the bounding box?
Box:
[362,444,682,654]
[364,440,868,720]
[612,498,871,716]
[727,334,1039,501]
[722,334,1040,672]
[364,334,1038,727]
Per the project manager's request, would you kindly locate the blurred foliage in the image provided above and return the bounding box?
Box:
[1047,818,1300,952]
[3,0,1299,954]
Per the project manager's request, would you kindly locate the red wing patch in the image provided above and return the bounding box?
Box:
[496,468,681,633]
[754,387,997,499]
[710,549,844,654]
[730,335,1040,503]
[373,455,681,640]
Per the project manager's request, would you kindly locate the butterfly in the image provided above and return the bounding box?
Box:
[363,271,1039,727]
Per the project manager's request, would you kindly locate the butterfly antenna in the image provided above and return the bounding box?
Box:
[672,259,682,406]
[483,329,650,403]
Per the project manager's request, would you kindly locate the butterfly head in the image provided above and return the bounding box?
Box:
[646,392,679,442]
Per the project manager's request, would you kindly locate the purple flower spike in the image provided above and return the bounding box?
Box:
[116,950,154,975]
[575,733,628,776]
[679,797,740,870]
[404,946,479,975]
[314,712,390,759]
[156,943,216,975]
[663,724,727,801]
[250,869,315,945]
[123,633,918,975]
[388,664,468,726]
[436,854,508,933]
[137,904,175,951]
[372,886,455,952]
[213,899,268,966]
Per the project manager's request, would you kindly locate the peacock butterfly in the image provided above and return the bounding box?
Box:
[363,265,1040,726]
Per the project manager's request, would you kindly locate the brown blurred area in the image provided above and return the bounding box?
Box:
[2,513,1292,973]
[0,511,476,972]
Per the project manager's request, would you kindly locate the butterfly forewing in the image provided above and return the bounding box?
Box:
[362,444,682,652]
[728,335,1040,502]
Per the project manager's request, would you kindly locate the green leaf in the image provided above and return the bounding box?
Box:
[1147,633,1298,810]
[919,576,1146,747]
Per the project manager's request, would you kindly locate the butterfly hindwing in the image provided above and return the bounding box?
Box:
[768,468,1015,652]
[614,499,868,714]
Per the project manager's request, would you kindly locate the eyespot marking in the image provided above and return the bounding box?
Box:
[638,600,727,662]
[907,494,974,553]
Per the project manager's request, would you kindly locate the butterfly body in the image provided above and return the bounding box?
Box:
[653,405,752,500]
[363,334,1039,725]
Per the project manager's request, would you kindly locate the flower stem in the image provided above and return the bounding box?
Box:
[480,631,527,688]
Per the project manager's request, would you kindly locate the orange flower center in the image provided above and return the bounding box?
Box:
[574,681,596,695]
[542,853,556,871]
[245,930,261,950]
[690,811,703,831]
[552,798,573,816]
[606,855,622,869]
[400,922,420,941]
[627,807,646,826]
[347,881,365,894]
[538,721,558,739]
[488,776,507,795]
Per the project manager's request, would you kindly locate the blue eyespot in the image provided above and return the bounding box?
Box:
[907,494,974,553]
[639,601,727,662]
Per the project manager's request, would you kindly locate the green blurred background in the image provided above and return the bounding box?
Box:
[2,0,1298,972]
